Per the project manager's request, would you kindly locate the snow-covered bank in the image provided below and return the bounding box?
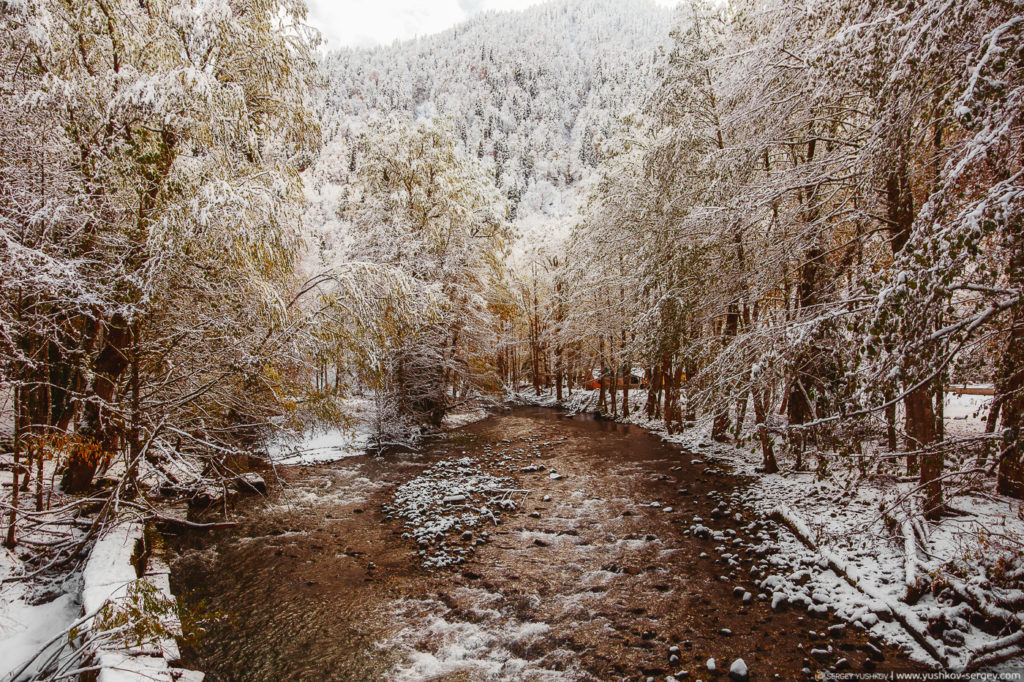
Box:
[268,425,372,465]
[0,562,80,680]
[507,387,1023,672]
[1,521,203,682]
[83,522,201,682]
[268,397,492,466]
[0,456,86,680]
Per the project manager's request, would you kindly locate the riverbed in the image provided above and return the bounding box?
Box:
[166,407,922,680]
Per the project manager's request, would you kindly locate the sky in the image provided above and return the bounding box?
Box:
[306,0,679,50]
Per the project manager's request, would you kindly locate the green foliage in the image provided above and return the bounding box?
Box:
[94,580,177,649]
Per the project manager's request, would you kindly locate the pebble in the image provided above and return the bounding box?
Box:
[728,658,749,681]
[706,657,716,672]
[542,495,551,502]
[549,473,563,480]
[663,506,674,513]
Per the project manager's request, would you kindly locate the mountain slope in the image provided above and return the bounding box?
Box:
[318,0,673,225]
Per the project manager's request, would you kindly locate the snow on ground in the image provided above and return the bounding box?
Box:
[943,389,992,438]
[508,386,1023,672]
[0,457,86,680]
[268,424,371,465]
[0,564,81,680]
[269,399,493,465]
[267,397,375,465]
[442,407,491,429]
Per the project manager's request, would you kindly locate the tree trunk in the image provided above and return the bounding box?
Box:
[684,358,696,422]
[646,367,662,419]
[996,242,1024,498]
[670,364,684,431]
[621,366,630,418]
[555,341,563,403]
[905,387,941,517]
[886,159,914,255]
[65,314,131,492]
[733,393,748,440]
[5,388,21,548]
[609,361,618,419]
[713,303,740,441]
[978,395,1002,466]
[712,410,731,442]
[753,390,778,474]
[663,355,676,432]
[885,389,898,451]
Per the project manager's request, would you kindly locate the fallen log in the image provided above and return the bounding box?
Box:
[901,517,925,604]
[770,505,950,669]
[943,577,1023,628]
[965,642,1024,672]
[967,628,1024,661]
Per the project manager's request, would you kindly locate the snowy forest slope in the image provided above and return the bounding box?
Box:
[318,0,672,226]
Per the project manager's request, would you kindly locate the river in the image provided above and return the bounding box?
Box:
[166,406,921,680]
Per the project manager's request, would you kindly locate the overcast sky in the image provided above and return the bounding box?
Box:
[306,0,680,50]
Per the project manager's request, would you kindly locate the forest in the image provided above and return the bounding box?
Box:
[1,0,1022,678]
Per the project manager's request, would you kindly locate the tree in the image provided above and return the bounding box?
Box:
[325,117,510,439]
[1,0,319,546]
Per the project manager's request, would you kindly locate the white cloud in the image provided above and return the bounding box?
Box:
[305,0,680,50]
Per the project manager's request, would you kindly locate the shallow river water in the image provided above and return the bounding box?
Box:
[166,407,922,680]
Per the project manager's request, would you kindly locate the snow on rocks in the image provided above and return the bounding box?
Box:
[234,472,267,494]
[384,456,529,569]
[728,657,749,681]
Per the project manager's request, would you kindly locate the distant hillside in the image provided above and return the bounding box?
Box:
[317,0,672,226]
